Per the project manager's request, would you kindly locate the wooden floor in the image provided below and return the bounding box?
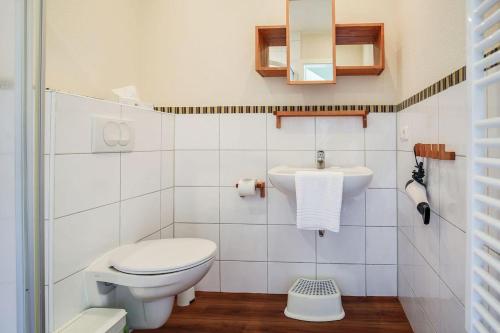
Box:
[138,292,413,333]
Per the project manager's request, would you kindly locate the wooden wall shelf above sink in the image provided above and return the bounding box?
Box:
[255,23,384,78]
[255,26,287,77]
[336,23,385,76]
[273,110,369,128]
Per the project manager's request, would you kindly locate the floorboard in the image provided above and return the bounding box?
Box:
[138,292,413,333]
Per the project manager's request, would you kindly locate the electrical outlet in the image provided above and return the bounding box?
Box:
[400,126,409,141]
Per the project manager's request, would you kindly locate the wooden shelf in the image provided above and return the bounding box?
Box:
[336,23,385,76]
[255,23,385,77]
[257,67,287,77]
[414,143,455,161]
[273,110,369,129]
[255,26,287,77]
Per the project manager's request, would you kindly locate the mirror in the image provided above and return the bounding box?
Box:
[287,0,335,84]
[336,44,375,67]
[268,46,287,67]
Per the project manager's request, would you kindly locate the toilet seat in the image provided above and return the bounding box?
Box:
[110,238,217,275]
[85,238,217,329]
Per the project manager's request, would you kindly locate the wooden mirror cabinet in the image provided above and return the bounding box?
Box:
[255,0,384,84]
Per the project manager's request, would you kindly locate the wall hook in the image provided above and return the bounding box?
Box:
[414,143,455,161]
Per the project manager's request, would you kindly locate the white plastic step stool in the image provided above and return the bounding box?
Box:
[284,278,345,322]
[55,308,127,333]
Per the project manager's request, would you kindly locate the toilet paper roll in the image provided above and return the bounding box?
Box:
[237,179,257,197]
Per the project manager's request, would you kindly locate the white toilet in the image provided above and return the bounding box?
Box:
[84,238,217,330]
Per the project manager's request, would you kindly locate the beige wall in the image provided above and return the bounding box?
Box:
[396,0,466,99]
[137,0,400,106]
[45,0,140,100]
[45,0,466,106]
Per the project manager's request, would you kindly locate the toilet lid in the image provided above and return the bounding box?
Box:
[110,238,217,275]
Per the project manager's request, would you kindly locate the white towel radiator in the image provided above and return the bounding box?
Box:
[467,0,500,332]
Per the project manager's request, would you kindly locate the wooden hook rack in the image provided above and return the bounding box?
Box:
[273,110,368,129]
[414,143,455,161]
[235,180,266,198]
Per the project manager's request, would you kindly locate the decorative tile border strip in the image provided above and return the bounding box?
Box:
[396,66,466,112]
[154,104,395,114]
[154,65,472,114]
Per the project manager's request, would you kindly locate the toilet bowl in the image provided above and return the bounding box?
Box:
[84,238,217,330]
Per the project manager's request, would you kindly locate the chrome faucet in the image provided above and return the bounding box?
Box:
[316,150,325,169]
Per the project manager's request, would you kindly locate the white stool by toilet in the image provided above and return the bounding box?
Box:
[85,238,216,330]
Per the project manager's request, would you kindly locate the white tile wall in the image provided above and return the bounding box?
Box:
[140,231,161,241]
[413,251,441,331]
[317,226,365,264]
[268,225,316,262]
[340,193,365,226]
[366,227,397,264]
[316,117,365,150]
[397,82,468,333]
[439,279,466,333]
[220,150,266,186]
[52,271,87,330]
[175,223,220,259]
[267,188,297,224]
[366,189,397,226]
[267,114,315,150]
[366,265,397,296]
[439,157,467,231]
[220,187,266,224]
[121,105,162,151]
[268,262,316,294]
[220,261,268,293]
[53,203,119,282]
[120,192,161,244]
[365,113,397,151]
[414,211,440,271]
[47,93,401,330]
[45,92,174,330]
[398,191,415,243]
[175,114,219,150]
[316,264,366,296]
[220,114,266,150]
[438,84,468,156]
[174,113,398,295]
[175,150,219,186]
[220,224,267,261]
[366,151,397,188]
[439,218,466,304]
[53,93,121,154]
[175,187,219,223]
[120,151,161,199]
[160,188,174,228]
[196,261,221,292]
[397,151,415,191]
[267,150,316,171]
[161,224,174,239]
[54,154,120,218]
[161,151,174,189]
[324,150,365,168]
[161,114,175,150]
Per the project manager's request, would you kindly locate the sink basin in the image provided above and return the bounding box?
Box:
[268,165,373,198]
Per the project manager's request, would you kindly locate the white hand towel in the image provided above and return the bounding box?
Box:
[295,171,344,233]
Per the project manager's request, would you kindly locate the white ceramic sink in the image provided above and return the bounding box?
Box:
[268,166,373,198]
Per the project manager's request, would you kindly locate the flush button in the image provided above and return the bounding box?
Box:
[103,121,120,146]
[92,116,135,153]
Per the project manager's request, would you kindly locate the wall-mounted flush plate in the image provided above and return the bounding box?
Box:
[92,116,135,153]
[400,126,409,141]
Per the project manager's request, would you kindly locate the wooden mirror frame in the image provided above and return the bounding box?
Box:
[286,0,337,85]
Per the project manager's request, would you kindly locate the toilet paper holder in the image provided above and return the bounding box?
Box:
[235,180,266,198]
